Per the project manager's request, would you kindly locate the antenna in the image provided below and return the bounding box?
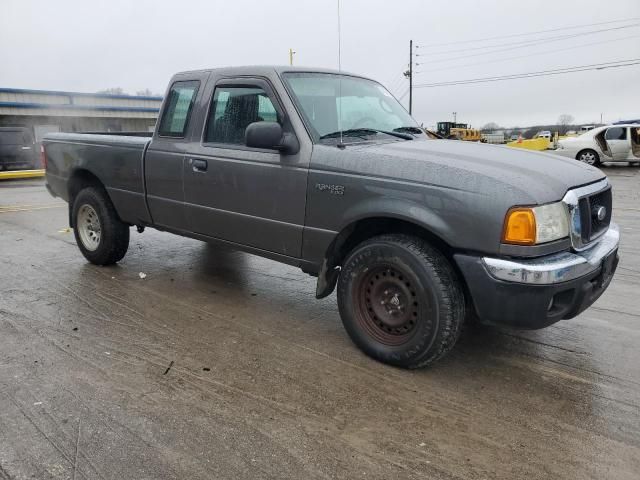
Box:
[337,0,344,148]
[337,0,342,71]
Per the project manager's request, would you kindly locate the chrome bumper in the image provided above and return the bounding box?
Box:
[483,224,620,285]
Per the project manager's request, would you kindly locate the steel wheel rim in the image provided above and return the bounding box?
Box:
[580,152,596,165]
[77,204,101,251]
[354,265,421,346]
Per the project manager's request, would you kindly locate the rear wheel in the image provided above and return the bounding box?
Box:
[337,234,465,368]
[72,187,129,265]
[577,149,600,166]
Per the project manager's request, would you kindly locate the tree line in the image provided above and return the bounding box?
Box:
[481,114,601,138]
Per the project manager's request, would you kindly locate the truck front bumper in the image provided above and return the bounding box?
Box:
[455,224,619,329]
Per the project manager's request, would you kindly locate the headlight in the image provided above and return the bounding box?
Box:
[502,202,569,245]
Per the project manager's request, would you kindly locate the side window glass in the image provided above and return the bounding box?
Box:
[158,81,199,137]
[205,86,278,145]
[258,94,278,122]
[605,127,626,140]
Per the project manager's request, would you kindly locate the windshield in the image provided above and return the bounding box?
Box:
[282,72,420,143]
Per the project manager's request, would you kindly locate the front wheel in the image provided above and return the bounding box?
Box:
[337,234,465,368]
[577,149,600,166]
[72,187,130,265]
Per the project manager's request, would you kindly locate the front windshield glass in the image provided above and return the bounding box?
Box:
[282,72,420,143]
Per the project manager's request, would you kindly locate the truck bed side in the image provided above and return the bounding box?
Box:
[44,132,152,226]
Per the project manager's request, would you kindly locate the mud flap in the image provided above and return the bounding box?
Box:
[315,258,341,299]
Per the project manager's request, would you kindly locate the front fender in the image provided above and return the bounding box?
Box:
[338,196,458,247]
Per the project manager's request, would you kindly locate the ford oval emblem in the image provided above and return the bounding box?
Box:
[594,206,607,221]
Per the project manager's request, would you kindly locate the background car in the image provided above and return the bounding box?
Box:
[536,130,552,140]
[0,126,37,170]
[555,124,640,166]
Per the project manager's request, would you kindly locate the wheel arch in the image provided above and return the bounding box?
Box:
[315,214,466,300]
[67,168,109,227]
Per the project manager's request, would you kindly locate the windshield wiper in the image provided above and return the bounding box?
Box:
[393,126,424,135]
[320,128,413,141]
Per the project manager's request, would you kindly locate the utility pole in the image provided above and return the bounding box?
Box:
[409,40,413,115]
[289,48,296,66]
[453,111,457,123]
[403,40,414,114]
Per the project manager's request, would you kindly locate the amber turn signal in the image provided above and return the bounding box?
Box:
[503,208,536,245]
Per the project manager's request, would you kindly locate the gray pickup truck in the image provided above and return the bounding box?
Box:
[44,66,619,368]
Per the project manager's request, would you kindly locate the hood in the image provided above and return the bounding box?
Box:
[326,139,604,204]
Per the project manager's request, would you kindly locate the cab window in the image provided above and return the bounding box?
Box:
[205,86,278,145]
[158,81,199,137]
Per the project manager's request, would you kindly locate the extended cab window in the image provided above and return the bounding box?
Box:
[158,81,199,137]
[205,86,278,145]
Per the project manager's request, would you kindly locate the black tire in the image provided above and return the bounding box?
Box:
[337,234,465,369]
[72,187,130,265]
[576,149,600,166]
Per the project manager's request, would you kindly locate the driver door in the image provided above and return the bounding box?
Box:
[604,126,631,160]
[182,76,309,258]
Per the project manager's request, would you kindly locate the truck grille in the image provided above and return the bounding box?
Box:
[578,188,612,244]
[564,179,612,250]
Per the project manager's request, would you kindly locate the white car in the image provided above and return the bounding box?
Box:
[555,124,640,166]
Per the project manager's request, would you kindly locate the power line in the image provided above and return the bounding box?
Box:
[382,61,411,95]
[415,24,640,66]
[386,73,408,95]
[415,23,639,56]
[414,17,640,48]
[412,59,640,88]
[413,34,640,76]
[415,60,640,88]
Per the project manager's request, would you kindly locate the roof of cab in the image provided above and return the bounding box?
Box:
[173,65,372,81]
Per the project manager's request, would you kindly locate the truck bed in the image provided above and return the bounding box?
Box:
[44,132,152,226]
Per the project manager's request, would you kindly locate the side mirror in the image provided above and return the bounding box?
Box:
[245,121,299,154]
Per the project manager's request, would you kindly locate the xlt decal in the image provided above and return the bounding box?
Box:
[315,183,345,195]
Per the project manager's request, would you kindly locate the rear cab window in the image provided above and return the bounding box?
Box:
[158,80,200,137]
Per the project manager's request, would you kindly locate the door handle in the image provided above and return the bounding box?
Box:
[191,159,208,172]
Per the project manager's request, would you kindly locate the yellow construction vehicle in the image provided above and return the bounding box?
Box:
[449,127,482,141]
[436,121,481,141]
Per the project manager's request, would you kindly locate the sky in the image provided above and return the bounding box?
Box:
[1,0,639,129]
